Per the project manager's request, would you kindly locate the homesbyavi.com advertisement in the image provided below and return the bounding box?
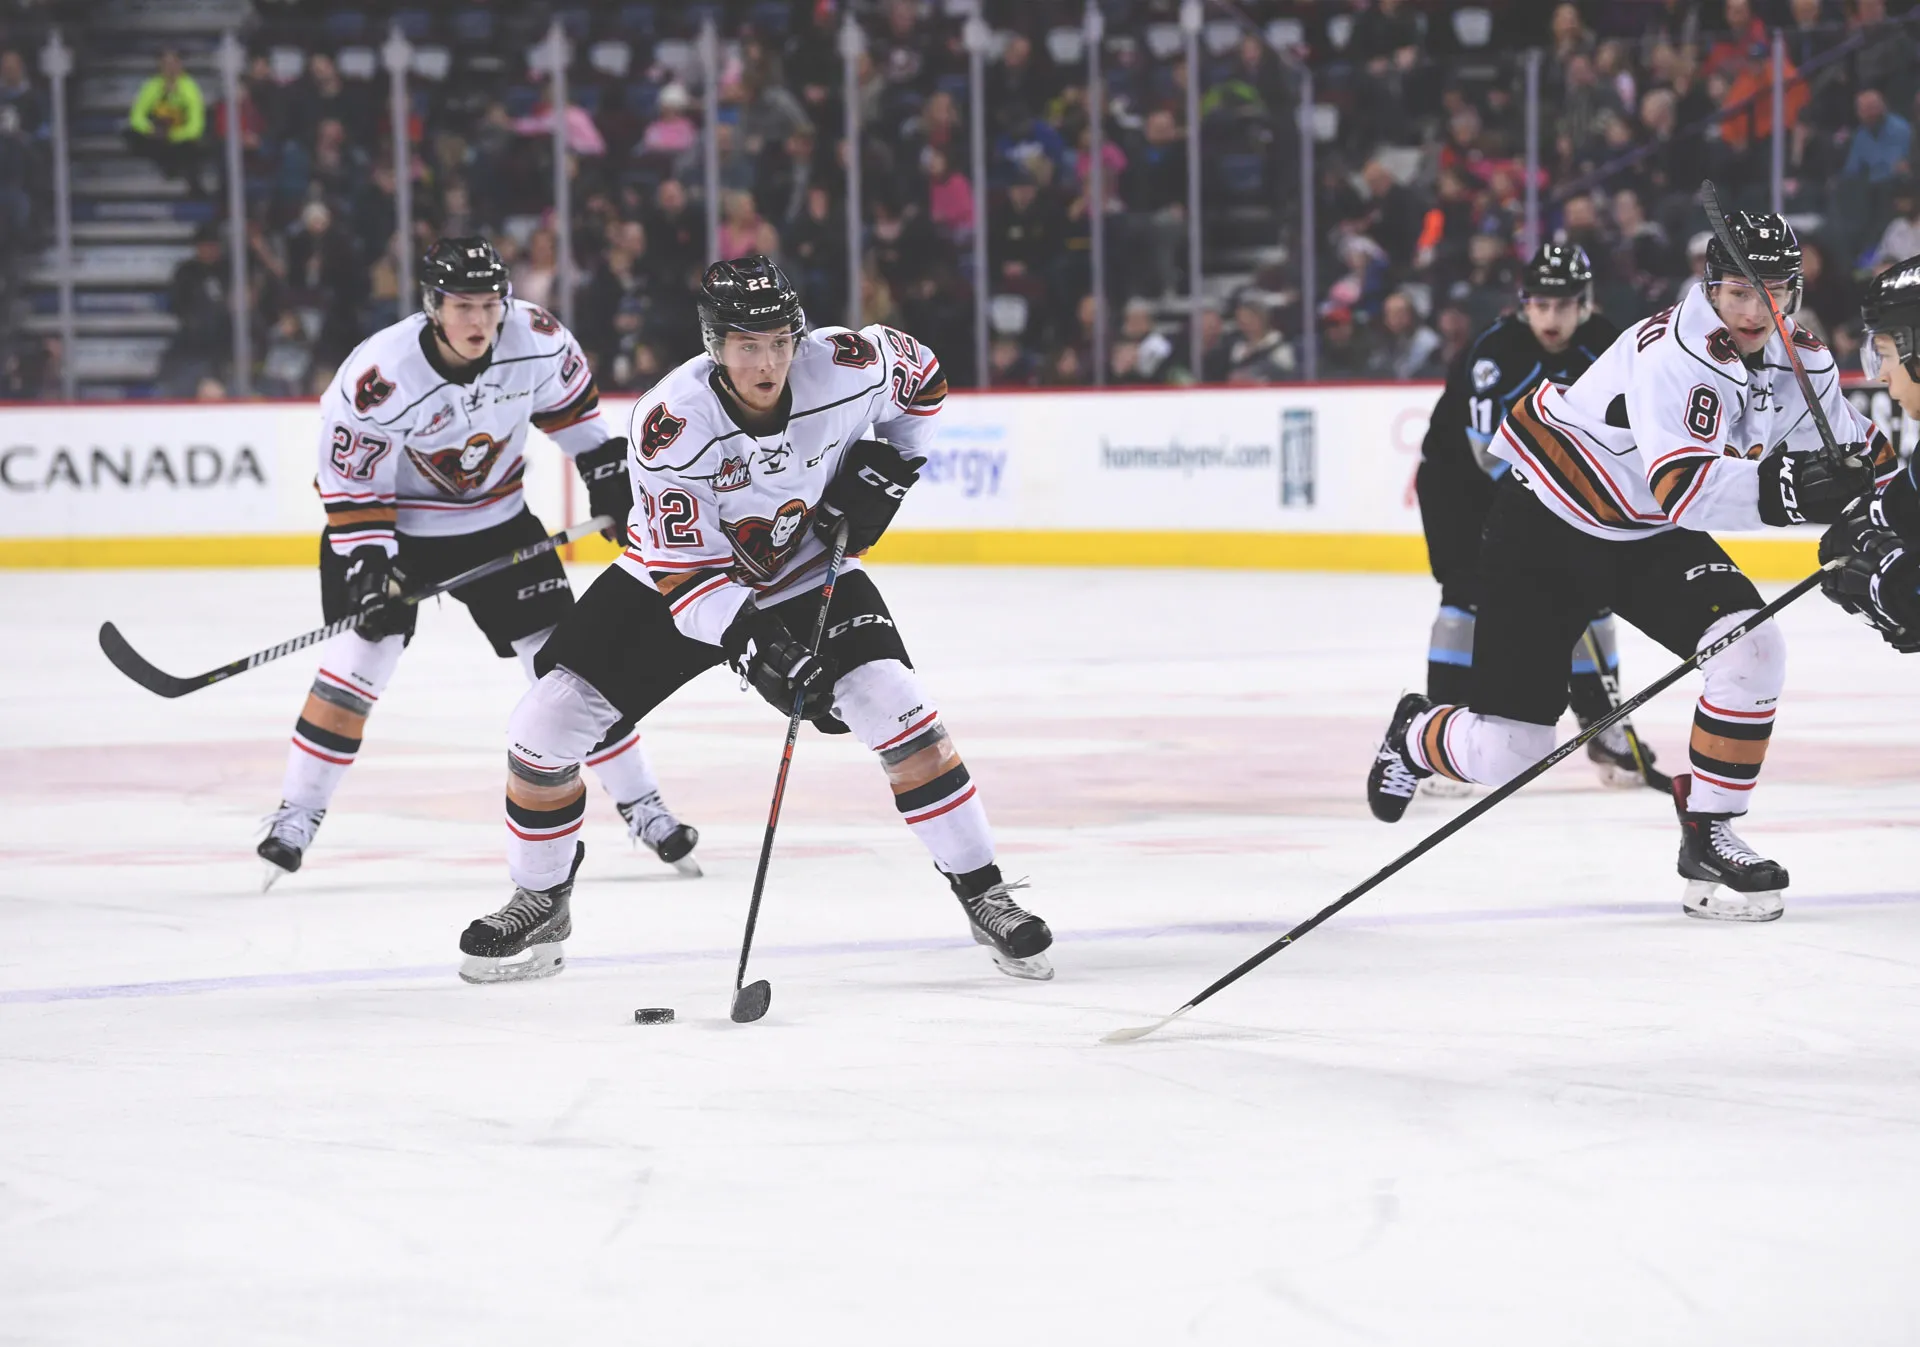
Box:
[902,386,1430,533]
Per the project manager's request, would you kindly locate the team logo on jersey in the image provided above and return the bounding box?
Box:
[712,455,750,491]
[527,306,560,336]
[1471,358,1501,392]
[639,405,687,459]
[353,365,396,413]
[827,331,878,368]
[419,402,455,435]
[408,432,505,495]
[1706,327,1740,364]
[726,498,811,580]
[1790,328,1826,353]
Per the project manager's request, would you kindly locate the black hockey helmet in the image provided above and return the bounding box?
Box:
[421,236,511,338]
[1519,242,1593,301]
[1860,252,1920,383]
[1704,210,1802,314]
[697,254,806,362]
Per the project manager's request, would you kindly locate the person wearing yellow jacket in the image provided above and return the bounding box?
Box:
[124,49,208,194]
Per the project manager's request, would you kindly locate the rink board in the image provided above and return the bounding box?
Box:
[0,387,1832,576]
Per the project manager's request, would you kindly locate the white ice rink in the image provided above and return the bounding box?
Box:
[4,562,1920,1345]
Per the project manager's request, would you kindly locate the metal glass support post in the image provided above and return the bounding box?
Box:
[1298,66,1316,382]
[1771,29,1786,214]
[965,9,990,386]
[41,30,75,399]
[1086,0,1106,385]
[548,21,574,328]
[700,14,721,263]
[218,31,249,395]
[382,26,414,319]
[1523,49,1540,254]
[1182,0,1203,380]
[840,13,866,326]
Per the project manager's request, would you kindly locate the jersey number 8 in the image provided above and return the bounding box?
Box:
[1685,385,1722,442]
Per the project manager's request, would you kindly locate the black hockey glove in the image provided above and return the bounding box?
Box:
[342,546,409,639]
[573,437,634,544]
[1757,444,1875,527]
[1820,508,1920,653]
[722,601,839,718]
[814,440,925,553]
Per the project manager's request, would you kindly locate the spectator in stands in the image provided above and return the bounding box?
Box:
[516,229,562,310]
[1045,345,1087,387]
[258,309,312,398]
[648,177,701,278]
[1844,89,1911,183]
[641,83,698,164]
[1434,304,1473,371]
[125,49,208,195]
[284,200,362,367]
[1369,290,1443,381]
[1852,0,1915,118]
[1316,303,1374,379]
[1225,294,1295,384]
[1550,3,1594,63]
[1448,231,1519,333]
[718,188,778,260]
[286,54,360,150]
[0,49,43,134]
[1874,177,1920,267]
[1557,54,1623,156]
[1798,236,1859,344]
[1608,188,1675,319]
[1358,160,1421,271]
[925,148,974,243]
[158,224,231,394]
[784,184,846,327]
[1123,107,1187,300]
[757,128,821,232]
[0,104,29,249]
[987,335,1038,387]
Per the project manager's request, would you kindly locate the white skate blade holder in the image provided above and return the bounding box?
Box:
[667,854,702,879]
[969,925,1055,981]
[1682,879,1785,923]
[459,941,567,984]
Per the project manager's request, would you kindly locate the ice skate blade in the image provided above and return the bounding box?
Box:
[668,854,702,878]
[1681,879,1784,923]
[991,950,1055,981]
[458,944,566,984]
[259,861,292,894]
[1420,776,1475,799]
[1594,762,1648,790]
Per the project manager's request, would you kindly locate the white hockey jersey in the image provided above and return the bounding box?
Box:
[1492,280,1895,541]
[314,299,608,555]
[617,323,947,644]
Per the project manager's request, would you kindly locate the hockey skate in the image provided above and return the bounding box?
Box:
[1367,692,1432,823]
[1672,775,1787,922]
[459,844,584,983]
[1420,775,1475,799]
[617,794,702,877]
[256,801,325,892]
[1580,717,1672,792]
[947,868,1054,981]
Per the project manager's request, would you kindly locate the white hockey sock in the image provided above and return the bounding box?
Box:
[278,631,405,810]
[834,659,997,877]
[1686,608,1784,816]
[583,726,666,812]
[1405,705,1554,786]
[505,669,620,891]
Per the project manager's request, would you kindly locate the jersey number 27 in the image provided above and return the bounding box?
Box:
[329,426,393,482]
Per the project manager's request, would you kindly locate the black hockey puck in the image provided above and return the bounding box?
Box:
[633,1007,675,1025]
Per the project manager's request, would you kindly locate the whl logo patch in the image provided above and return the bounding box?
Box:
[713,455,750,491]
[726,498,810,580]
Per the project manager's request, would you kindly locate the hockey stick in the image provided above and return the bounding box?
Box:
[1103,562,1838,1044]
[1578,625,1668,792]
[730,517,852,1025]
[97,515,613,698]
[1699,179,1856,469]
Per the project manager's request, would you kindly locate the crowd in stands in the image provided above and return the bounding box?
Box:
[7,0,1920,400]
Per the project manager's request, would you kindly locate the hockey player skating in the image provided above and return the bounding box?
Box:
[1821,254,1920,648]
[455,255,1053,984]
[257,238,699,888]
[1368,212,1895,920]
[1414,242,1668,795]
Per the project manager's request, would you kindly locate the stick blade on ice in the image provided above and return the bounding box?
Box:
[1101,1007,1190,1044]
[730,979,772,1023]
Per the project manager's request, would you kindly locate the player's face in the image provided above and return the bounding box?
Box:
[1708,278,1792,354]
[1522,296,1581,352]
[1867,332,1920,416]
[719,327,797,414]
[436,292,505,362]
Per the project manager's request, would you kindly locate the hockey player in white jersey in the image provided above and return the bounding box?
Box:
[1367,212,1896,921]
[257,237,699,887]
[454,254,1053,985]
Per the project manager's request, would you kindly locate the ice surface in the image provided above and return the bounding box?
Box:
[3,563,1919,1346]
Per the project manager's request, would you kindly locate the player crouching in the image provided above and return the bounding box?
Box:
[257,237,699,891]
[1820,254,1920,650]
[1368,212,1893,921]
[457,255,1052,984]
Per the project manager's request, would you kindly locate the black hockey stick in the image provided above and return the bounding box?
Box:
[1104,562,1838,1044]
[1578,625,1668,792]
[97,515,613,698]
[1699,179,1856,469]
[730,518,852,1024]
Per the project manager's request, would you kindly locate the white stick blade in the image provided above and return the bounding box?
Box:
[1100,1007,1188,1044]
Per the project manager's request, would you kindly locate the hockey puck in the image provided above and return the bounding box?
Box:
[633,1007,675,1025]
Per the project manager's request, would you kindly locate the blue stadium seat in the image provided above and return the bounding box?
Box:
[505,84,539,118]
[394,8,433,41]
[558,8,592,40]
[323,11,369,44]
[452,7,494,45]
[573,85,603,114]
[616,5,657,39]
[750,1,792,35]
[624,82,659,118]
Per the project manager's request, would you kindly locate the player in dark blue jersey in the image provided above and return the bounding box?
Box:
[1822,253,1920,648]
[1413,242,1667,793]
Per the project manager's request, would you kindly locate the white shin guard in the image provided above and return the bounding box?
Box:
[1687,608,1785,815]
[279,630,406,810]
[505,668,622,891]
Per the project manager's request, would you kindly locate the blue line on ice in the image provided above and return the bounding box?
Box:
[4,890,1916,1006]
